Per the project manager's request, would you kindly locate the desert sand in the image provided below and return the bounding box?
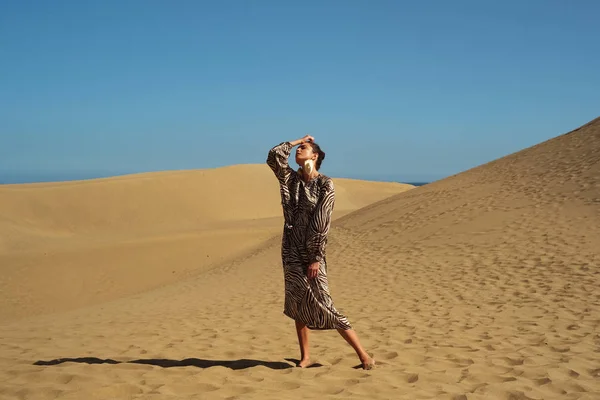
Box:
[1,119,599,399]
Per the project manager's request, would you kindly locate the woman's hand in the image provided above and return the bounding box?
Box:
[290,135,315,147]
[301,134,314,144]
[307,261,320,279]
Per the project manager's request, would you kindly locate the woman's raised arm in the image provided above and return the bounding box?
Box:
[266,135,314,185]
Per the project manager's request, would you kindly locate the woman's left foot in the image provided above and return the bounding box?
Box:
[360,355,375,370]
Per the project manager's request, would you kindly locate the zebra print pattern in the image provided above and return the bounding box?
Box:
[267,142,352,330]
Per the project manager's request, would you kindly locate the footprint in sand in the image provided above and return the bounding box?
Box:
[194,383,219,392]
[568,369,580,378]
[380,351,399,360]
[277,382,301,390]
[402,373,418,383]
[550,345,570,353]
[501,357,525,366]
[534,377,552,385]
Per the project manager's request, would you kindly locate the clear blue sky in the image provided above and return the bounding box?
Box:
[1,0,599,183]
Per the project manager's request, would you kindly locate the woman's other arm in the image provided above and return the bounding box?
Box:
[306,178,335,278]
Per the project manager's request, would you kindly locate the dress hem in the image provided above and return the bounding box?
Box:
[282,310,352,331]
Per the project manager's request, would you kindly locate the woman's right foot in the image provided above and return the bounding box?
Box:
[298,358,312,368]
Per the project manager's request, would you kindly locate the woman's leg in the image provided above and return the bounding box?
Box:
[295,320,311,367]
[337,328,375,369]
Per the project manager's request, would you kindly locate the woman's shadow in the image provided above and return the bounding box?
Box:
[34,357,298,370]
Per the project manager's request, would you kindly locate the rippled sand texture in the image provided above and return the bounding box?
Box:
[1,118,599,400]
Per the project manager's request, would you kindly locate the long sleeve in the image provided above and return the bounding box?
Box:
[306,178,335,263]
[266,142,294,186]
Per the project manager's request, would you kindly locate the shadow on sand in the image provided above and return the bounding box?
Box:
[284,358,324,368]
[34,357,296,370]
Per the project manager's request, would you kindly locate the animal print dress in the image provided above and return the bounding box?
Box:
[267,142,352,330]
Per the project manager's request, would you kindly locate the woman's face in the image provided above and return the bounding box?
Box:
[295,143,316,165]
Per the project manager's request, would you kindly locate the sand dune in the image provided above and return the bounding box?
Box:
[0,165,412,253]
[0,166,413,321]
[1,119,599,400]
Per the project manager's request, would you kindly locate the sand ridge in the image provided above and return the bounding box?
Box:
[0,118,599,399]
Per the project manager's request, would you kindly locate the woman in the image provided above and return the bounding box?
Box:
[267,135,375,370]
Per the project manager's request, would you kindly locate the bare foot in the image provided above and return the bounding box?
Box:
[360,355,375,370]
[298,358,312,368]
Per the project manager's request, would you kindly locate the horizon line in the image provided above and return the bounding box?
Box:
[0,167,440,186]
